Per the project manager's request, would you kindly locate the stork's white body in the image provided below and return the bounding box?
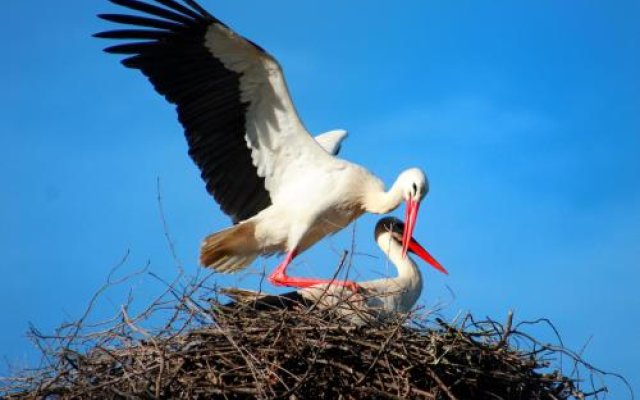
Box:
[253,164,381,254]
[223,217,447,323]
[296,222,424,319]
[357,232,424,314]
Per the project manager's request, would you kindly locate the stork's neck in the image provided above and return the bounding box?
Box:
[376,233,423,311]
[363,178,404,214]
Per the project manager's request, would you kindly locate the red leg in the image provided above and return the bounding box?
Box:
[268,250,360,292]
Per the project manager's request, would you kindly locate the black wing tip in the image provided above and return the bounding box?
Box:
[182,0,215,20]
[101,0,212,23]
[93,30,129,39]
[97,13,114,21]
[94,29,170,41]
[102,42,152,54]
[95,1,215,40]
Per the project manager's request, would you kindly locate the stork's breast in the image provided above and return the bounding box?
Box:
[298,204,364,252]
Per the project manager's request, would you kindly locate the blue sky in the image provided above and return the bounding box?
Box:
[1,0,638,395]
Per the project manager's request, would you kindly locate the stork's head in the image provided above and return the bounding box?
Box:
[397,168,428,257]
[374,217,447,274]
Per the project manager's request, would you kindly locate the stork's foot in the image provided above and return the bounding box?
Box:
[268,248,361,291]
[268,272,361,292]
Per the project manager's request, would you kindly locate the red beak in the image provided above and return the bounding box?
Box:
[401,198,420,258]
[408,236,448,275]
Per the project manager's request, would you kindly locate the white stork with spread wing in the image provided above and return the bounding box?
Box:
[96,0,432,290]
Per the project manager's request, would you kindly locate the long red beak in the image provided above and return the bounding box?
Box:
[408,236,448,275]
[401,198,420,258]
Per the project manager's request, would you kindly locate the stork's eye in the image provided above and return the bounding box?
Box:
[411,183,417,195]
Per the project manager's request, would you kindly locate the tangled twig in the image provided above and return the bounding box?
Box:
[0,266,630,400]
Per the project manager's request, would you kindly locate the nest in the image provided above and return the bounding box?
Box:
[0,265,621,400]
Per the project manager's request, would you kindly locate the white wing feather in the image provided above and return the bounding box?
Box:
[314,130,348,155]
[204,23,335,197]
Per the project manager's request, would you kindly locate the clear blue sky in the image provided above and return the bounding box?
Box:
[1,0,638,395]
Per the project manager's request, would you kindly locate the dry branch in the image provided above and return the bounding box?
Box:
[1,269,625,400]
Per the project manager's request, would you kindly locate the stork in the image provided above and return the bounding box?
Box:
[223,217,448,321]
[96,0,432,290]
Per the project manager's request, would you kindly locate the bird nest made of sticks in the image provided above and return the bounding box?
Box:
[0,269,624,400]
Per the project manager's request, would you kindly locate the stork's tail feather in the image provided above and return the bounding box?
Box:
[200,222,259,273]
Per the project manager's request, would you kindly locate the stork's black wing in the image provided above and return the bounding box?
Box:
[96,0,271,223]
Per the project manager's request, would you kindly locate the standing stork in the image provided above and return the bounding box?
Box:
[223,217,448,321]
[96,0,433,290]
